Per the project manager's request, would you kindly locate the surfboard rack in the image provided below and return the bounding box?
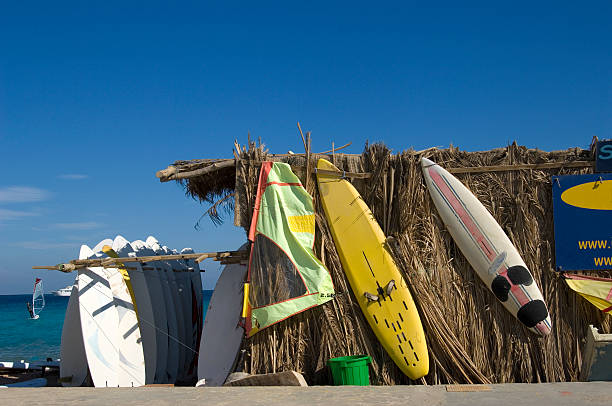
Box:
[32,250,249,272]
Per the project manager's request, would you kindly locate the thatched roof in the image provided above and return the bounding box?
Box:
[157,139,610,385]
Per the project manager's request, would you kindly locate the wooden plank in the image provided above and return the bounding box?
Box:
[446,384,492,392]
[223,371,308,387]
[448,160,594,174]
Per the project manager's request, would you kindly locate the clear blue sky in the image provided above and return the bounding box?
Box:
[1,2,610,293]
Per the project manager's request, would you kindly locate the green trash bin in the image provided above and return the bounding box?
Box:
[327,355,372,386]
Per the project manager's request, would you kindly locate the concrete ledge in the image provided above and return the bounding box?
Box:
[1,382,611,406]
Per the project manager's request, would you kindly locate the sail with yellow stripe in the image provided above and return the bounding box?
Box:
[564,274,612,314]
[244,161,335,336]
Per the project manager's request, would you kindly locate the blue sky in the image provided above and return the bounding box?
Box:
[1,2,610,293]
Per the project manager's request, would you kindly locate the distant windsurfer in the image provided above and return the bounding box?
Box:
[26,302,34,318]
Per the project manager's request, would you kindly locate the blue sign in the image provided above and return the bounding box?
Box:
[552,173,612,271]
[596,139,612,172]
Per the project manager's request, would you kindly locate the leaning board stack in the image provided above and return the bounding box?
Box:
[59,235,203,387]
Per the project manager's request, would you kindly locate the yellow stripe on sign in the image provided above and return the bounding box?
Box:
[561,180,612,210]
[287,214,315,234]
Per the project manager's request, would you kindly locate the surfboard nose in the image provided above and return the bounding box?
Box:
[420,157,435,168]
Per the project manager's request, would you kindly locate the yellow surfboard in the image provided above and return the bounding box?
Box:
[316,159,429,379]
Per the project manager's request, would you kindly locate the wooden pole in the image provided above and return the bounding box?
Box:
[320,142,351,155]
[297,122,308,153]
[33,250,249,272]
[382,170,388,234]
[332,141,335,165]
[156,151,593,183]
[386,167,395,233]
[157,159,236,182]
[155,144,355,182]
[447,160,594,174]
[310,168,371,179]
[305,131,312,192]
[155,166,178,179]
[156,160,592,184]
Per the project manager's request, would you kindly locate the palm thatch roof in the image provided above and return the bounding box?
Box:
[157,136,610,385]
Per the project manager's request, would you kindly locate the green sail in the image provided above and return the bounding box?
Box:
[246,162,335,336]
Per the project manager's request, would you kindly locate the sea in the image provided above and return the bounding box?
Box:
[0,290,213,362]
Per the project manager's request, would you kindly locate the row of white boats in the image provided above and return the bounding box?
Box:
[59,235,204,387]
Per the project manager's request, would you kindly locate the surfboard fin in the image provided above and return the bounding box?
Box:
[364,292,379,302]
[385,280,395,296]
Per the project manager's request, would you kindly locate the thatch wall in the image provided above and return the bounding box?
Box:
[167,141,611,385]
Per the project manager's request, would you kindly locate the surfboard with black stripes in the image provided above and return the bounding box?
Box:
[421,157,552,335]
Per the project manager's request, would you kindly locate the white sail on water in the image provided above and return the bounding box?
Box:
[31,278,45,319]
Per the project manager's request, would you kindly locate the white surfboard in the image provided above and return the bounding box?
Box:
[144,237,180,383]
[169,247,194,381]
[112,235,157,384]
[421,157,552,335]
[132,240,169,383]
[197,244,248,386]
[182,247,203,380]
[92,238,113,254]
[77,245,120,387]
[59,278,88,387]
[102,245,146,387]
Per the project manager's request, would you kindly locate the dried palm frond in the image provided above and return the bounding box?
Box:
[169,139,609,385]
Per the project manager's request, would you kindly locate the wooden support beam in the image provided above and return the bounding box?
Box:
[447,160,594,174]
[157,159,236,182]
[312,168,371,179]
[155,154,593,183]
[155,142,354,183]
[321,142,351,155]
[155,165,178,180]
[33,250,249,272]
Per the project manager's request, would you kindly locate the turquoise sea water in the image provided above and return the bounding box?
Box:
[0,290,213,362]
